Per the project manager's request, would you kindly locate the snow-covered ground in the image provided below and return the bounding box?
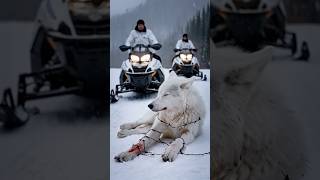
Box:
[110,68,210,180]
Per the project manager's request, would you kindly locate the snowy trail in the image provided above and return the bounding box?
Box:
[110,68,210,180]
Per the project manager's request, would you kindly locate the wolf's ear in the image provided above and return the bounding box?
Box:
[180,77,195,90]
[169,70,178,79]
[223,47,272,86]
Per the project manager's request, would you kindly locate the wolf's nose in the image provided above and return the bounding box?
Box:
[148,104,154,110]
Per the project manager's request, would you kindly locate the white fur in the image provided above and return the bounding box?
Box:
[115,71,206,162]
[211,40,307,180]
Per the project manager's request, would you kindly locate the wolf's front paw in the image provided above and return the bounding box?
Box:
[117,129,130,138]
[114,151,137,162]
[162,140,183,162]
[120,122,137,130]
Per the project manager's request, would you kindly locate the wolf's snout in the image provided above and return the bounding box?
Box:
[148,104,154,110]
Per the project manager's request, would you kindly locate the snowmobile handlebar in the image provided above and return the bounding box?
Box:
[174,48,197,53]
[149,43,162,50]
[119,43,162,52]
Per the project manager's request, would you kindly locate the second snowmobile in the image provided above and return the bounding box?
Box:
[171,48,207,80]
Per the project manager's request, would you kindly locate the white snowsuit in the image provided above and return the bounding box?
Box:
[125,29,159,47]
[175,39,195,50]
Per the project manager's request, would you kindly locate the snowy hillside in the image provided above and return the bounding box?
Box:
[110,68,210,180]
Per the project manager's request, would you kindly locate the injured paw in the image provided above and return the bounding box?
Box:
[114,142,144,162]
[162,140,183,162]
[114,151,137,162]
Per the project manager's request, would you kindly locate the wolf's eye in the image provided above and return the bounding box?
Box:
[163,93,170,97]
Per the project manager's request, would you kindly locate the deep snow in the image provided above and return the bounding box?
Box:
[110,68,211,180]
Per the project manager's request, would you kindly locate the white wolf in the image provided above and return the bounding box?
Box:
[114,71,205,162]
[211,40,307,180]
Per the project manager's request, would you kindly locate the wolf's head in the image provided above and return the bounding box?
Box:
[148,71,195,114]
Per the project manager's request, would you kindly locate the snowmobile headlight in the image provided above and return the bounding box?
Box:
[180,54,187,61]
[130,55,140,63]
[141,54,151,62]
[186,54,193,61]
[180,54,192,62]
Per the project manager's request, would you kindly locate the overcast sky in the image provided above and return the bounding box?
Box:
[111,0,146,16]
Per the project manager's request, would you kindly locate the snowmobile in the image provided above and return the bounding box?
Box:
[0,0,109,128]
[171,48,207,80]
[210,0,308,55]
[110,44,165,103]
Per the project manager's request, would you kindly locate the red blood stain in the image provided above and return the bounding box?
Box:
[128,141,144,155]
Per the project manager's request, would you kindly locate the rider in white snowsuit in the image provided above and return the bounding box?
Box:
[125,19,161,60]
[125,20,158,47]
[175,33,196,50]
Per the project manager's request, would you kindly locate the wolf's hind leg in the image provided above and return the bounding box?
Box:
[117,124,152,138]
[120,111,156,130]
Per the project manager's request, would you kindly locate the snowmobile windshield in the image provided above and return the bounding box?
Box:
[178,48,194,54]
[131,44,151,54]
